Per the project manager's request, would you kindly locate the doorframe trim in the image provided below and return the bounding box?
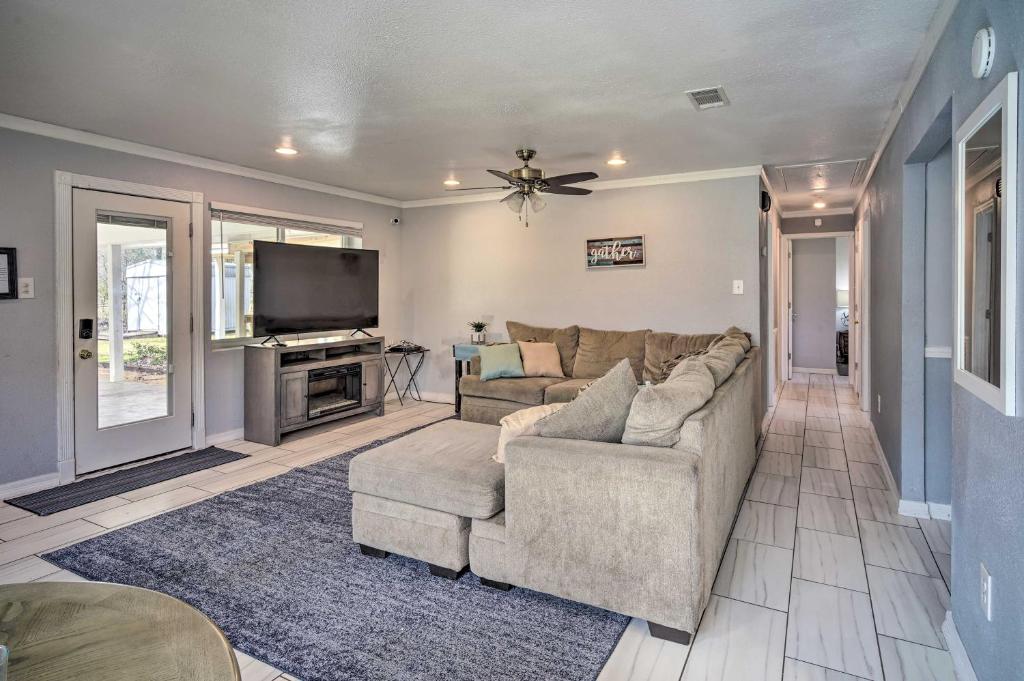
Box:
[780,231,855,383]
[54,171,206,484]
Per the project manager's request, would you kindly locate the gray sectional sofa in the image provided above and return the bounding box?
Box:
[459,322,722,425]
[349,324,761,644]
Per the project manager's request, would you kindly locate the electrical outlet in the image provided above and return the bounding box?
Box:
[732,280,744,295]
[981,563,993,621]
[876,394,882,413]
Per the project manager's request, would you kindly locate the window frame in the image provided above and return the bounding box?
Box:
[208,202,364,349]
[953,72,1018,415]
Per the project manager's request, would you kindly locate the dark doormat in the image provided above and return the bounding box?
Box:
[5,447,247,516]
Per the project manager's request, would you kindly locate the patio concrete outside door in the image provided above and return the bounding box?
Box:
[72,189,193,474]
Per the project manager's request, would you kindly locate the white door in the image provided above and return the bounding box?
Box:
[852,223,863,395]
[73,189,193,473]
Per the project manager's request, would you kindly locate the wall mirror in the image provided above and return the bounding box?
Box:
[954,72,1018,415]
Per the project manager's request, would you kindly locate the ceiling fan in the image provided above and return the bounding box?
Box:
[448,149,598,224]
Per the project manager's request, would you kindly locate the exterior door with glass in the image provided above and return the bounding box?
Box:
[73,189,193,474]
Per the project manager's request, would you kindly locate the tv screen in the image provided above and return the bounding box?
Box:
[253,241,379,336]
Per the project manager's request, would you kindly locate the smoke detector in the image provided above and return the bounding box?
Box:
[685,86,729,111]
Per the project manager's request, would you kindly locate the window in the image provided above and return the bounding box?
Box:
[209,204,363,343]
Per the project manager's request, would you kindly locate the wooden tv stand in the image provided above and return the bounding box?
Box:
[243,336,385,446]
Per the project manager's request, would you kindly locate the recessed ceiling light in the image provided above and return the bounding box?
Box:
[813,201,827,209]
[275,146,298,156]
[606,157,628,166]
[443,179,461,186]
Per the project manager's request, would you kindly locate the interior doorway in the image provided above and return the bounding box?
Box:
[783,232,854,379]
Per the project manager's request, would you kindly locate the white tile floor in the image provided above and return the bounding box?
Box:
[0,375,957,681]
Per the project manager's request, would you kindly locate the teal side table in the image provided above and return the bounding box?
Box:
[452,343,483,415]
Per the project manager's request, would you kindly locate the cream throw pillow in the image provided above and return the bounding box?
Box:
[493,403,566,463]
[517,341,565,378]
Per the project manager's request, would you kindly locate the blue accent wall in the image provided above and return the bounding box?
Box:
[856,1,1023,678]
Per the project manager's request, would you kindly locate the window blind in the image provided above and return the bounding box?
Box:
[210,208,362,238]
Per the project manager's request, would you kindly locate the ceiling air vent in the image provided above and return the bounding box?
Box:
[685,86,729,111]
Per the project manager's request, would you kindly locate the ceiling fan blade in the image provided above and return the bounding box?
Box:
[544,171,598,186]
[541,185,592,195]
[488,169,521,184]
[445,186,512,191]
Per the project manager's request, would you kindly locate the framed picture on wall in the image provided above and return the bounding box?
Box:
[586,235,645,269]
[0,247,17,299]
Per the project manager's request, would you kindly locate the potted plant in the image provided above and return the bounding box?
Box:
[467,321,489,345]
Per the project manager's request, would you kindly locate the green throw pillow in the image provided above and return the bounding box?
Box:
[478,343,525,381]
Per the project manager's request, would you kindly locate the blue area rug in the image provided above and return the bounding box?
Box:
[43,419,628,681]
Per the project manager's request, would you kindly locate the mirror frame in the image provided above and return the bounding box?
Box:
[954,71,1018,415]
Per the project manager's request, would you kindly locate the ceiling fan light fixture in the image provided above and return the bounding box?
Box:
[443,178,461,186]
[606,157,627,166]
[505,192,526,213]
[275,146,298,156]
[528,192,547,213]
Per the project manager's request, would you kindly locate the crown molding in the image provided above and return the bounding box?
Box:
[782,207,855,218]
[856,0,958,206]
[0,113,403,207]
[400,165,764,208]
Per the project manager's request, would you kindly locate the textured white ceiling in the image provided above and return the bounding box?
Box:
[0,1,940,204]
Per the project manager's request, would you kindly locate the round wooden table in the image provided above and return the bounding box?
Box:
[0,582,240,681]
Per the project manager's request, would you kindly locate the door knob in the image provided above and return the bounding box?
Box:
[79,349,93,359]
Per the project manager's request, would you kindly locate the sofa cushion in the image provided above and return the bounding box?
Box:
[507,321,580,377]
[643,331,721,383]
[348,420,505,519]
[543,378,595,404]
[622,357,716,447]
[517,341,564,378]
[494,403,566,463]
[536,359,638,443]
[572,327,650,381]
[471,511,506,543]
[460,375,566,405]
[478,343,525,381]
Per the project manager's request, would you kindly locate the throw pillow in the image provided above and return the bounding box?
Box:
[517,341,565,378]
[572,327,651,382]
[536,359,638,443]
[657,349,707,383]
[478,343,525,381]
[493,403,566,463]
[701,342,745,386]
[622,357,716,447]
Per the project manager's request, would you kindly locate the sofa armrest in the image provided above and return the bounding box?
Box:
[503,435,705,631]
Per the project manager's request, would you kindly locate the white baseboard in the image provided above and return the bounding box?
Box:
[792,366,838,375]
[943,611,979,681]
[929,502,952,520]
[0,472,61,501]
[207,428,245,445]
[898,499,931,518]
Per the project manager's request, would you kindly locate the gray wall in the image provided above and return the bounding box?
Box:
[854,1,1024,678]
[399,176,762,400]
[925,141,953,505]
[791,238,837,370]
[0,127,404,486]
[781,214,854,234]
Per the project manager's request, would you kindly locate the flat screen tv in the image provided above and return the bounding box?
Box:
[253,241,379,336]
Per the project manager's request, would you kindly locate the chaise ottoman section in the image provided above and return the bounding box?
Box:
[349,420,503,575]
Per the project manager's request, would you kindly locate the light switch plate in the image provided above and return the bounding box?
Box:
[732,280,744,295]
[17,277,34,299]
